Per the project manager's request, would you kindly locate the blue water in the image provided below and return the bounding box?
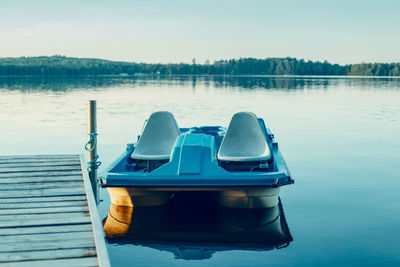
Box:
[0,76,399,266]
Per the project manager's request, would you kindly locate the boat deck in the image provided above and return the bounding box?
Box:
[0,154,109,266]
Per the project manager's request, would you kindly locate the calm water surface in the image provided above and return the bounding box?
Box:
[0,76,399,266]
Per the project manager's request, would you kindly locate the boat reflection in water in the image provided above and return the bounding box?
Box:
[103,192,293,260]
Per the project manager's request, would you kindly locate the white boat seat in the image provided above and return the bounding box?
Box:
[217,112,271,162]
[131,111,180,160]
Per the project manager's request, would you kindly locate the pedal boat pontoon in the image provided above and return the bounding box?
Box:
[101,111,294,209]
[103,194,293,259]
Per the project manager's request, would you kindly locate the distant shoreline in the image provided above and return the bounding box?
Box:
[0,74,399,79]
[0,56,399,76]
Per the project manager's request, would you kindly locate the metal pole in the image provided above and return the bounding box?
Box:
[88,100,99,202]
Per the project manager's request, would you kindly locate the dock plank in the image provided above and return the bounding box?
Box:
[0,175,83,184]
[0,181,84,190]
[0,161,80,168]
[0,247,97,263]
[0,206,89,215]
[2,256,99,267]
[0,195,87,203]
[0,165,82,173]
[0,171,83,178]
[0,239,95,253]
[2,257,98,267]
[0,215,91,227]
[0,154,110,267]
[0,158,81,165]
[0,200,87,209]
[0,231,94,244]
[0,187,85,198]
[0,211,90,221]
[0,154,79,160]
[0,224,92,236]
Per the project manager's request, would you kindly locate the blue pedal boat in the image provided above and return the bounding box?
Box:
[101,111,294,209]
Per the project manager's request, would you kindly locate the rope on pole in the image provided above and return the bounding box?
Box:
[85,133,101,170]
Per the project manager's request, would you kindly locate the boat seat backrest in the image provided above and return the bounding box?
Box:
[217,112,271,162]
[131,111,180,160]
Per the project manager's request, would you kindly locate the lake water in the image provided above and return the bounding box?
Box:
[0,76,399,266]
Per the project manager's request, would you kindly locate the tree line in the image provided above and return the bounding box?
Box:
[0,55,399,76]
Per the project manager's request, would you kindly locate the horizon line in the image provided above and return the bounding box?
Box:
[1,55,400,66]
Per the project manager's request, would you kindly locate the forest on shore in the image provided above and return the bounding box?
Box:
[0,56,399,76]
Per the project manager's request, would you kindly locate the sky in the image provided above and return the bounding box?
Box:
[0,0,399,64]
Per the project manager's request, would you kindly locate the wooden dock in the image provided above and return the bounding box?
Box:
[0,154,110,266]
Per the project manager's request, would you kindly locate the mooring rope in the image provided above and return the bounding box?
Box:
[87,154,101,169]
[85,133,102,170]
[85,133,97,152]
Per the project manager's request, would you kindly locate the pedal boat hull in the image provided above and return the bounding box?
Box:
[106,186,280,208]
[102,123,293,209]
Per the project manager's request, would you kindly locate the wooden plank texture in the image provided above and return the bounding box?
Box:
[2,256,99,267]
[0,181,84,191]
[0,224,93,236]
[0,239,95,253]
[0,248,97,263]
[0,165,82,173]
[0,154,79,160]
[0,206,89,215]
[0,195,86,203]
[0,200,87,209]
[0,161,81,168]
[0,181,84,190]
[0,231,94,244]
[80,154,110,267]
[0,154,109,267]
[0,175,84,184]
[0,171,83,178]
[0,187,86,198]
[0,158,80,165]
[0,215,91,227]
